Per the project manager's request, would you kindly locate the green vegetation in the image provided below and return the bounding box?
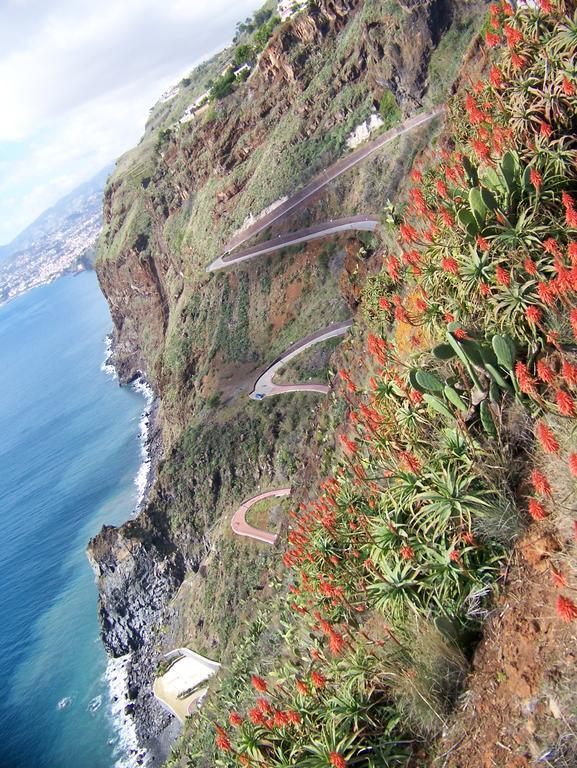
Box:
[165,4,577,766]
[378,89,401,129]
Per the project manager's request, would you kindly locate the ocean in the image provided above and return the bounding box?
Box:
[0,271,151,768]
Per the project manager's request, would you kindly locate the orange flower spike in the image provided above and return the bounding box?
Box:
[531,469,552,498]
[557,390,576,417]
[557,595,577,622]
[569,454,577,478]
[530,168,542,190]
[229,712,243,728]
[251,675,268,694]
[215,727,232,752]
[310,670,326,688]
[536,359,554,384]
[535,421,560,454]
[528,498,547,521]
[329,753,347,768]
[524,305,542,327]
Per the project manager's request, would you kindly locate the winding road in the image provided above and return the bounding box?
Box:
[220,109,442,258]
[208,215,379,272]
[230,487,292,544]
[250,319,353,399]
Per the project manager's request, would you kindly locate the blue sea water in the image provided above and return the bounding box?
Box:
[0,272,149,768]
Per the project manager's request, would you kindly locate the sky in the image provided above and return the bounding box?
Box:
[0,0,262,245]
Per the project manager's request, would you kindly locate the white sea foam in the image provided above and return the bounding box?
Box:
[101,335,117,379]
[89,695,102,713]
[100,343,156,766]
[131,375,155,513]
[106,655,150,768]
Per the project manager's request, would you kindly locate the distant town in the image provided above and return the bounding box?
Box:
[0,181,104,305]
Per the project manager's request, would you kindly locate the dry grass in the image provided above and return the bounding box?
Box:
[385,619,469,738]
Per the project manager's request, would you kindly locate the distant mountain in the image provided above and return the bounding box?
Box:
[0,165,113,304]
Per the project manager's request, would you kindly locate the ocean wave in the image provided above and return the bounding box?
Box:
[106,655,150,768]
[131,375,154,513]
[88,695,102,713]
[101,335,117,379]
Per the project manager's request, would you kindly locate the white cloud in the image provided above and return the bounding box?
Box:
[0,0,262,243]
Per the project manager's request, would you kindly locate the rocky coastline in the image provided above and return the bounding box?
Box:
[89,344,183,766]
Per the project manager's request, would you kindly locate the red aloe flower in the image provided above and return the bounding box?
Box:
[400,222,419,242]
[479,281,490,297]
[524,257,537,276]
[229,712,243,727]
[569,453,577,477]
[339,435,356,454]
[556,389,576,417]
[511,51,527,70]
[251,675,268,694]
[485,30,500,47]
[329,753,347,768]
[442,256,460,275]
[562,76,575,96]
[531,469,552,497]
[536,421,560,454]
[562,360,577,386]
[526,305,542,325]
[530,168,542,191]
[215,727,232,752]
[504,24,522,47]
[557,595,577,622]
[477,235,490,251]
[256,697,272,714]
[310,671,326,688]
[489,66,503,88]
[528,498,547,521]
[328,629,345,655]
[287,710,301,725]
[296,679,310,696]
[471,139,490,160]
[496,265,511,286]
[400,545,414,560]
[543,238,562,257]
[540,121,553,138]
[538,282,555,306]
[536,359,555,383]
[515,362,537,395]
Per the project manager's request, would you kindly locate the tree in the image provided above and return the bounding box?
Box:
[233,43,255,67]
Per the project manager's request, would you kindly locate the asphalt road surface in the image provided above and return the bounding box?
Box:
[250,319,353,400]
[220,109,442,257]
[230,487,292,544]
[208,215,379,272]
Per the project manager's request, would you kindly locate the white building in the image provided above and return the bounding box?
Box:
[278,0,308,21]
[234,63,252,78]
[179,91,211,124]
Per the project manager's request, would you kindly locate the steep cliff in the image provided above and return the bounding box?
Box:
[89,0,487,757]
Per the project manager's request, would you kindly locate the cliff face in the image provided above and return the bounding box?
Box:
[95,0,465,397]
[90,0,487,755]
